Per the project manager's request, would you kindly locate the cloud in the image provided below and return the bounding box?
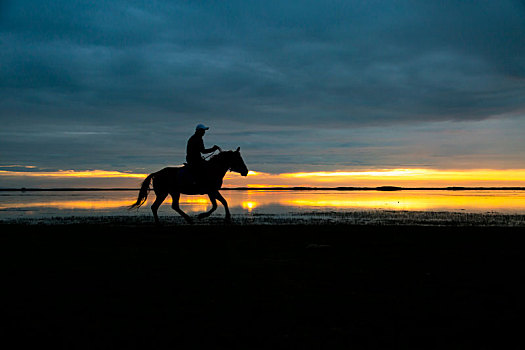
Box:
[1,0,525,174]
[2,1,525,123]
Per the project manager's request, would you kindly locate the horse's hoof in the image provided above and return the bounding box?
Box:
[224,217,232,224]
[185,218,195,225]
[197,213,207,219]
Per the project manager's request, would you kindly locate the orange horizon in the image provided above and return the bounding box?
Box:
[1,168,525,188]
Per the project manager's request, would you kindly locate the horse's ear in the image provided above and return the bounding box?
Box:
[236,147,240,152]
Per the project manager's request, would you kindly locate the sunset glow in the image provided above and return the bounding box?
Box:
[1,168,525,188]
[226,168,525,187]
[242,201,257,212]
[0,169,147,179]
[286,169,428,178]
[2,2,525,216]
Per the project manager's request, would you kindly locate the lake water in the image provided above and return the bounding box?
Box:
[1,190,525,220]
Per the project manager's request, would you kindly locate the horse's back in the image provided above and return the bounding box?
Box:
[151,166,183,191]
[156,166,182,175]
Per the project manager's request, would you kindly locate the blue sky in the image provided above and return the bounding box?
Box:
[1,0,525,186]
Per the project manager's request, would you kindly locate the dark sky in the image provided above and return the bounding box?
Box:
[1,0,525,176]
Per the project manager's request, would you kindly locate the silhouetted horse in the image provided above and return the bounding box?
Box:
[130,148,248,224]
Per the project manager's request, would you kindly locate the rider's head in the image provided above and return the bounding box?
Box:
[195,124,209,136]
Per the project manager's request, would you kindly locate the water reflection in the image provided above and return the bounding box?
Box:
[0,199,133,210]
[242,201,257,212]
[277,190,525,212]
[1,190,524,219]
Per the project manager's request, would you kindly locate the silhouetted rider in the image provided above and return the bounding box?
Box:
[186,124,220,183]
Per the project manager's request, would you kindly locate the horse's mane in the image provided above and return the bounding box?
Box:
[208,150,233,164]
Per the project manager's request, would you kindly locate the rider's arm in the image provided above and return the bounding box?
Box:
[202,145,220,154]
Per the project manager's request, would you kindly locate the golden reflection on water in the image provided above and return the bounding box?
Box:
[0,195,211,211]
[241,201,257,212]
[1,190,524,214]
[281,193,512,211]
[0,199,134,210]
[228,190,525,213]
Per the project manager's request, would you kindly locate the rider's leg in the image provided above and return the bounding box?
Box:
[197,193,218,219]
[215,191,231,222]
[170,192,193,224]
[187,162,203,185]
[193,159,207,186]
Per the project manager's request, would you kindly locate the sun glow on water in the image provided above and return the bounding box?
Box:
[242,201,257,212]
[1,190,525,219]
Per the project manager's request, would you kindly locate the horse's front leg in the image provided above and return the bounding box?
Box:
[215,191,231,223]
[197,193,218,219]
[170,192,193,224]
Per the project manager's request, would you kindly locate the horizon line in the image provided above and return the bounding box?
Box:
[1,186,525,192]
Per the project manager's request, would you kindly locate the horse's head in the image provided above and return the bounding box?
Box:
[229,147,249,176]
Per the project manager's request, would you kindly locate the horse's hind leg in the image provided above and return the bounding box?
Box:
[151,191,167,225]
[171,192,193,224]
[197,193,218,219]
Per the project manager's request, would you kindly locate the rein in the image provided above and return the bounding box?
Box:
[205,151,234,172]
[203,150,218,160]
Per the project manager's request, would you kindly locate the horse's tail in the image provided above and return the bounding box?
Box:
[129,172,156,209]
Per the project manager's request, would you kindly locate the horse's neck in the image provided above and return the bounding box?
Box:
[209,156,230,179]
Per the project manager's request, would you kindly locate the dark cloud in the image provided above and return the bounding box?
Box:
[1,0,525,175]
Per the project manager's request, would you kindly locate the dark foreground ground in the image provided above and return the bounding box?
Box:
[1,223,524,349]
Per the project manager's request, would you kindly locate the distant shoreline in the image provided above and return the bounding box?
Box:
[1,186,524,192]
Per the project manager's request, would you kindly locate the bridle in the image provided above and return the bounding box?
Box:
[204,150,243,173]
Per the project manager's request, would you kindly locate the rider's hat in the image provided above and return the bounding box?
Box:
[196,124,209,131]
